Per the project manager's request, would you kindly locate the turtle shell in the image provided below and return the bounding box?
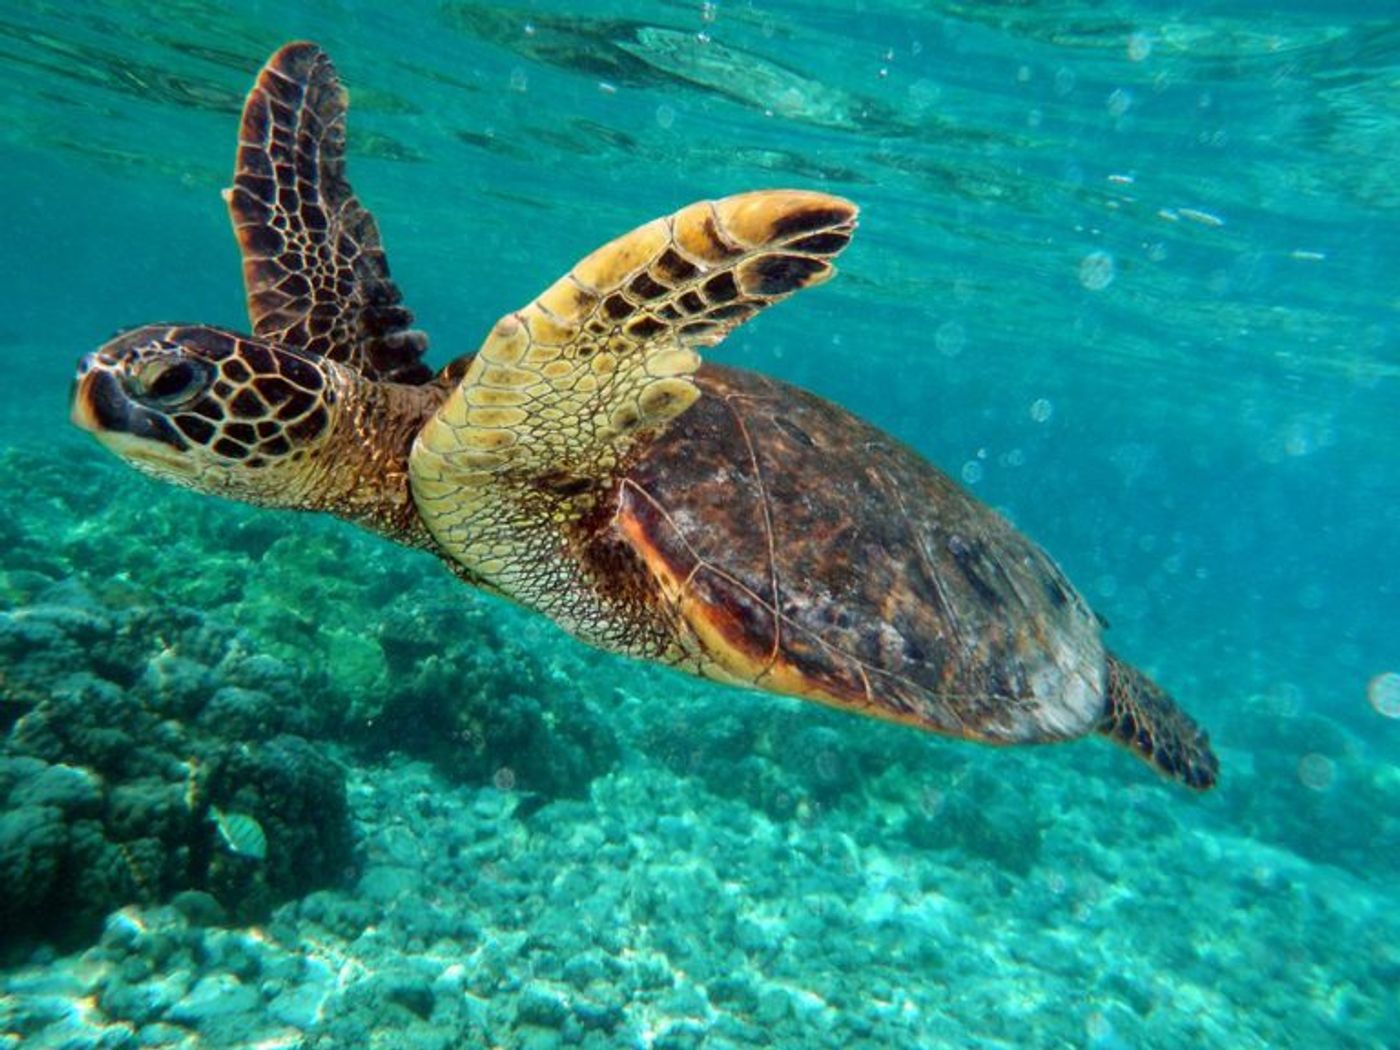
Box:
[602,363,1108,746]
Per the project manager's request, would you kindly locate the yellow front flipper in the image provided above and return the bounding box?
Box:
[411,189,857,606]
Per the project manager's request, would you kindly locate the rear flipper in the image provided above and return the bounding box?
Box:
[1099,652,1219,790]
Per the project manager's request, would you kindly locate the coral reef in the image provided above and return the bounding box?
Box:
[0,443,621,950]
[3,754,1398,1049]
[1,424,1396,1048]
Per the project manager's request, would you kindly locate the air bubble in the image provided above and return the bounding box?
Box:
[1078,250,1116,290]
[1127,32,1152,62]
[1030,398,1053,423]
[1085,1012,1115,1042]
[1369,672,1400,718]
[1107,88,1132,117]
[1297,753,1334,792]
[493,766,517,791]
[960,460,984,484]
[935,320,966,357]
[508,67,529,93]
[655,104,676,129]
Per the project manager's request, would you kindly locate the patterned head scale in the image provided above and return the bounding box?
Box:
[72,324,340,502]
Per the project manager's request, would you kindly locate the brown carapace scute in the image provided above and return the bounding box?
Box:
[72,39,1219,793]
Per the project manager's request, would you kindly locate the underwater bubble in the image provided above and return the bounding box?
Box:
[509,67,529,93]
[1284,424,1314,457]
[1085,1010,1112,1041]
[935,320,966,357]
[961,460,984,484]
[1127,32,1153,62]
[1054,67,1076,96]
[700,1,717,24]
[656,104,676,129]
[1078,251,1116,290]
[1107,88,1133,117]
[1297,753,1335,792]
[1368,672,1400,718]
[1030,398,1054,423]
[493,766,517,791]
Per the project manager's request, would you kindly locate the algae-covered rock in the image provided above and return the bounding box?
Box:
[901,767,1048,877]
[0,805,68,926]
[0,442,628,958]
[369,592,621,798]
[200,734,355,923]
[0,556,362,950]
[199,686,287,742]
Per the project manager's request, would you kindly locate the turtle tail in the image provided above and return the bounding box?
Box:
[1098,652,1219,790]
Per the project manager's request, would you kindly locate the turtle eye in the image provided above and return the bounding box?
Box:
[132,358,211,408]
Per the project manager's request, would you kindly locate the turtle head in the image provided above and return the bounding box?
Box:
[72,324,344,506]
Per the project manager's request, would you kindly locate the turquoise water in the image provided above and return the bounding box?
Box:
[2,2,1398,1048]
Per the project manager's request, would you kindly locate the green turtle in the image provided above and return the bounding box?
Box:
[72,42,1217,790]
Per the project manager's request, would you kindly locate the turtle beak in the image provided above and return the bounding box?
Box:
[70,356,121,434]
[71,354,191,467]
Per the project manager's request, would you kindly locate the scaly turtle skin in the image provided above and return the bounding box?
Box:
[72,42,1218,790]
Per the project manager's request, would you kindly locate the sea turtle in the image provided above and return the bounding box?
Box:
[72,42,1217,790]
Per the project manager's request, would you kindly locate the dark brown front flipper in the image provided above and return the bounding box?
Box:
[1099,652,1219,790]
